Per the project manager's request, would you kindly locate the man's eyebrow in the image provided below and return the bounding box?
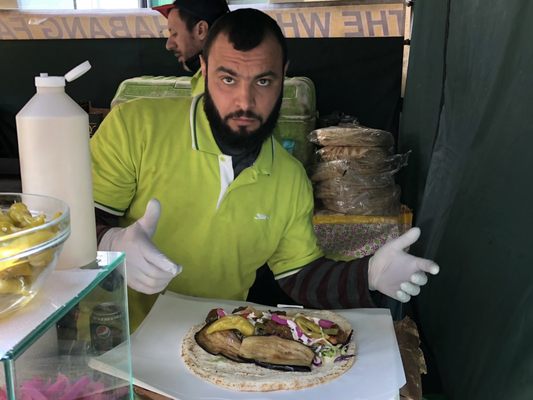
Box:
[215,66,279,79]
[215,66,237,76]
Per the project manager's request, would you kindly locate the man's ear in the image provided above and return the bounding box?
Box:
[196,20,209,41]
[200,54,206,78]
[283,61,289,77]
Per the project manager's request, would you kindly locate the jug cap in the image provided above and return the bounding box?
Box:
[65,61,91,82]
[35,73,65,87]
[34,61,92,88]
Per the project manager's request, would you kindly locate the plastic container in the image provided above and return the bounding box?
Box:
[275,76,317,169]
[15,61,97,270]
[0,192,70,317]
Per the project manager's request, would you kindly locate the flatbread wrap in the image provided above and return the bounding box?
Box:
[181,306,357,392]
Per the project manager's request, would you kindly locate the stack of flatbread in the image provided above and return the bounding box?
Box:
[308,123,408,215]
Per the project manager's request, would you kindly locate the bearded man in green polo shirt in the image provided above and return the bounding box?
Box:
[92,9,439,330]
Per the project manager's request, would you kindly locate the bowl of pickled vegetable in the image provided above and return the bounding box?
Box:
[0,193,70,318]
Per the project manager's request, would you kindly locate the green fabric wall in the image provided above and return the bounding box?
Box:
[399,1,533,399]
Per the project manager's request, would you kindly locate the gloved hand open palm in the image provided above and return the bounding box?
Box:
[368,227,439,302]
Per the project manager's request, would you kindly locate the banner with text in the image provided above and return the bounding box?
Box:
[0,3,404,40]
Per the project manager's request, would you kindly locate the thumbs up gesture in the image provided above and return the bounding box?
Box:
[98,199,182,294]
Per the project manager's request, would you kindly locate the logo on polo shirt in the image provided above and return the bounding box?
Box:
[254,213,269,220]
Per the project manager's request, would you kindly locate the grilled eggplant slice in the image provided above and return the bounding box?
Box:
[195,324,247,363]
[238,335,315,369]
[254,360,312,372]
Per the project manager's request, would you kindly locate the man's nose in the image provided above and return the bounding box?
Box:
[235,83,256,110]
[165,37,174,51]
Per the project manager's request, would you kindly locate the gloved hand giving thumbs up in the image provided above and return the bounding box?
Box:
[368,227,439,303]
[98,199,182,294]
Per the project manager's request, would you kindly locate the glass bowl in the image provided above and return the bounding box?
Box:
[0,193,70,318]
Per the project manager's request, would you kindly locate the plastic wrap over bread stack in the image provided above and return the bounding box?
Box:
[308,122,409,216]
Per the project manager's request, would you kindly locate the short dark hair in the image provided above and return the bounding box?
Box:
[203,8,288,68]
[172,0,229,31]
[176,8,201,32]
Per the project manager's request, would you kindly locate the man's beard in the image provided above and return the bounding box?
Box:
[184,53,201,73]
[203,78,283,153]
[169,50,200,73]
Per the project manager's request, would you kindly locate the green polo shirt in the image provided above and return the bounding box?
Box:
[190,68,204,96]
[90,95,323,328]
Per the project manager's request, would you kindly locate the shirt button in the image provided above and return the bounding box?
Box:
[220,155,226,161]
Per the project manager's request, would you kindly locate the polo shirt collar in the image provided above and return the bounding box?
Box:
[190,95,274,175]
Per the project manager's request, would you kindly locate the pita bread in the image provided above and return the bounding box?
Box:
[308,126,394,147]
[317,146,393,162]
[181,309,356,392]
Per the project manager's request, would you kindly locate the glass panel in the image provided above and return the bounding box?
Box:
[0,252,132,399]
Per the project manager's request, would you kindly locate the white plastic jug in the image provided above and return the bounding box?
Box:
[16,61,97,270]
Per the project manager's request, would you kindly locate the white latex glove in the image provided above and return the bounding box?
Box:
[368,227,439,303]
[98,199,182,294]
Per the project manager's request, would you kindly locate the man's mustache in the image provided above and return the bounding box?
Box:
[224,110,262,122]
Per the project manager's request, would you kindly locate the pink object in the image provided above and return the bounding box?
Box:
[1,372,129,400]
[270,313,289,325]
[44,374,69,396]
[318,319,335,329]
[296,326,304,338]
[58,376,91,400]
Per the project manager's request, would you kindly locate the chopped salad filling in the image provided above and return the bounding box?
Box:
[215,306,355,367]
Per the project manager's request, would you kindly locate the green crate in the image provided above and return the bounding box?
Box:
[111,76,317,167]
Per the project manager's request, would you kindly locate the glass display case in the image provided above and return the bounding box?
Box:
[0,252,132,399]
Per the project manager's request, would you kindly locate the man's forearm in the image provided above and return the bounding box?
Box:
[278,256,378,309]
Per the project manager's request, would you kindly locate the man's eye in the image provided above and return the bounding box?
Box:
[257,79,271,87]
[222,77,235,85]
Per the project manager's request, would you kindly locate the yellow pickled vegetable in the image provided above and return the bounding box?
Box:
[28,247,55,268]
[0,253,30,272]
[8,202,46,228]
[0,276,27,295]
[0,257,32,279]
[0,230,55,262]
[0,223,17,235]
[50,212,63,232]
[206,315,255,336]
[0,201,60,295]
[295,316,323,339]
[0,211,9,222]
[0,211,20,235]
[0,261,32,279]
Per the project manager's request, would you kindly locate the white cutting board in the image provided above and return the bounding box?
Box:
[90,292,405,400]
